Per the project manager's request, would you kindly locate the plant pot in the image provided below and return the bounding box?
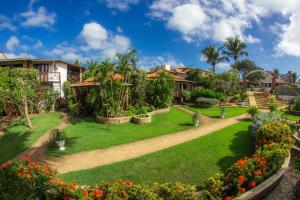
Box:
[193,120,199,127]
[132,115,151,124]
[56,140,65,151]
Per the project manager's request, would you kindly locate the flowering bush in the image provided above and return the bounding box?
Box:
[252,112,282,136]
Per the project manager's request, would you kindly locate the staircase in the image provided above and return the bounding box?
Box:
[253,92,270,109]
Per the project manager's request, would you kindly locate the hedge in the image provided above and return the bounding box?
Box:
[191,87,226,102]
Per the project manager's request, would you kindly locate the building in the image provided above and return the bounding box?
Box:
[244,70,286,89]
[0,56,84,97]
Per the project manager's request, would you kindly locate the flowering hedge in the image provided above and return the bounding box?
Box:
[0,121,294,200]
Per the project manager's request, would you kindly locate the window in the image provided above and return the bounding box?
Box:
[34,64,49,72]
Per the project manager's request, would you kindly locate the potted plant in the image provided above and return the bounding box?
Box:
[220,107,226,118]
[193,112,201,127]
[50,129,66,151]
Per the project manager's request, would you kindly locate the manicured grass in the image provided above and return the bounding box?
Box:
[60,121,254,185]
[281,111,300,121]
[184,105,248,118]
[0,112,62,164]
[47,108,194,157]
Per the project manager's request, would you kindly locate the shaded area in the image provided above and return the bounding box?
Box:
[184,105,248,118]
[60,121,253,186]
[0,112,62,164]
[47,108,195,157]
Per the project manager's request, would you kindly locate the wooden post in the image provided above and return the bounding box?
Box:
[271,77,276,91]
[79,68,83,82]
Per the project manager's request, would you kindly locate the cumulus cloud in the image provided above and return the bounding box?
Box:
[20,6,56,28]
[104,0,140,11]
[216,62,231,71]
[5,52,35,58]
[80,22,108,49]
[6,36,20,51]
[148,0,300,56]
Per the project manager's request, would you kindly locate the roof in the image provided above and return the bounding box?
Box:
[147,71,196,83]
[71,73,124,87]
[0,58,84,69]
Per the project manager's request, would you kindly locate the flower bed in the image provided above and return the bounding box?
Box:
[0,116,294,200]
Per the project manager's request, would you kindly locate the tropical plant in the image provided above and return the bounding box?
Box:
[214,69,241,96]
[44,88,58,111]
[130,69,148,107]
[294,96,300,111]
[182,91,191,101]
[146,71,175,108]
[247,106,259,119]
[268,96,278,112]
[83,60,98,80]
[63,81,78,116]
[291,72,298,85]
[223,36,248,69]
[202,44,228,74]
[273,68,280,78]
[191,87,226,101]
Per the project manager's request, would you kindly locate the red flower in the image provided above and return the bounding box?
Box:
[94,189,103,198]
[35,164,41,170]
[26,174,32,179]
[240,188,246,193]
[49,179,55,184]
[1,163,10,171]
[44,167,49,173]
[238,175,244,181]
[60,183,67,188]
[238,181,243,186]
[83,189,89,197]
[224,196,231,200]
[22,155,30,162]
[255,171,262,175]
[249,181,256,188]
[17,172,23,177]
[122,189,126,193]
[237,160,244,166]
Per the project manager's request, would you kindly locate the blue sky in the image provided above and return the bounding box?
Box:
[0,0,300,74]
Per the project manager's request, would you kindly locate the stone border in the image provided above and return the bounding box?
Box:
[235,153,291,200]
[96,107,170,124]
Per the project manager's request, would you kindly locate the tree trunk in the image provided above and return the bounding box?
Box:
[23,96,32,129]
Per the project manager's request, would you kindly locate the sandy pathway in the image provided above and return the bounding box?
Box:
[46,113,249,174]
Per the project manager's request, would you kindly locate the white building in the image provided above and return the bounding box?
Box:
[0,57,84,97]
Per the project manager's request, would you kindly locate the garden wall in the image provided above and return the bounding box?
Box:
[96,107,170,124]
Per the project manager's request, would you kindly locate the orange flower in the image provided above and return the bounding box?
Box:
[17,172,23,177]
[26,174,32,179]
[35,164,41,170]
[94,189,103,198]
[44,167,49,173]
[83,189,89,197]
[238,175,244,181]
[122,189,126,193]
[49,179,55,184]
[60,183,67,188]
[71,183,78,189]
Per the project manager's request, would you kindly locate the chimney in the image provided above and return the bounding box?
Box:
[0,51,7,59]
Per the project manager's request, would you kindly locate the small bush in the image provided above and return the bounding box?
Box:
[44,88,58,111]
[195,97,219,107]
[268,96,278,112]
[182,91,191,101]
[252,112,282,136]
[293,157,300,171]
[191,87,226,102]
[248,106,259,118]
[68,103,79,116]
[294,96,300,111]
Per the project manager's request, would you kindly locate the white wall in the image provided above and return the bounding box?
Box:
[48,62,68,97]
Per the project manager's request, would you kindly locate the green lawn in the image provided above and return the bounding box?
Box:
[60,121,254,186]
[0,112,62,164]
[47,108,194,157]
[184,105,248,118]
[281,111,300,121]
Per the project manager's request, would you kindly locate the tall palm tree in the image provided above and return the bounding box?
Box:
[202,44,228,74]
[223,36,248,69]
[273,68,280,78]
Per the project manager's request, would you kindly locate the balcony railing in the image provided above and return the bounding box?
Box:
[39,72,60,82]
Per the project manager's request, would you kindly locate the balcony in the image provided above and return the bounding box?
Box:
[39,72,60,82]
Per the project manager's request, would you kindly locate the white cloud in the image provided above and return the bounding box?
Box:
[80,22,108,49]
[20,6,56,28]
[0,15,17,31]
[216,62,231,71]
[275,14,300,57]
[139,54,184,69]
[6,36,20,51]
[5,52,35,58]
[104,0,139,11]
[33,40,43,49]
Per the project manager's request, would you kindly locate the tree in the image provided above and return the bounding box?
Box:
[236,59,260,79]
[0,67,39,128]
[223,36,248,68]
[83,60,98,80]
[273,68,280,78]
[291,72,298,84]
[202,44,228,74]
[73,59,80,66]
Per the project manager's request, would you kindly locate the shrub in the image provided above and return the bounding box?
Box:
[200,173,224,199]
[256,121,293,148]
[182,90,191,101]
[294,96,300,111]
[268,96,278,112]
[44,88,58,111]
[191,87,226,102]
[195,97,219,107]
[247,106,259,118]
[68,102,79,116]
[252,112,282,136]
[153,182,198,200]
[293,156,300,171]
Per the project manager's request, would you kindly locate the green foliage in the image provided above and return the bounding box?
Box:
[293,157,300,171]
[147,71,175,108]
[200,173,224,200]
[195,97,219,107]
[130,70,148,107]
[268,96,278,112]
[49,129,66,147]
[294,96,300,111]
[214,69,241,97]
[223,36,248,68]
[44,88,58,111]
[182,90,191,101]
[247,106,259,118]
[191,87,226,101]
[202,44,228,74]
[63,81,78,116]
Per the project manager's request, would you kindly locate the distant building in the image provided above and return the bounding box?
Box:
[0,56,84,97]
[280,71,295,85]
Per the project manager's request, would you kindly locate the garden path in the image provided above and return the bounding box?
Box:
[43,112,249,174]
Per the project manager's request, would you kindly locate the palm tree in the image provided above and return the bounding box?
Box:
[273,68,280,78]
[223,36,248,69]
[202,44,228,74]
[291,72,298,84]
